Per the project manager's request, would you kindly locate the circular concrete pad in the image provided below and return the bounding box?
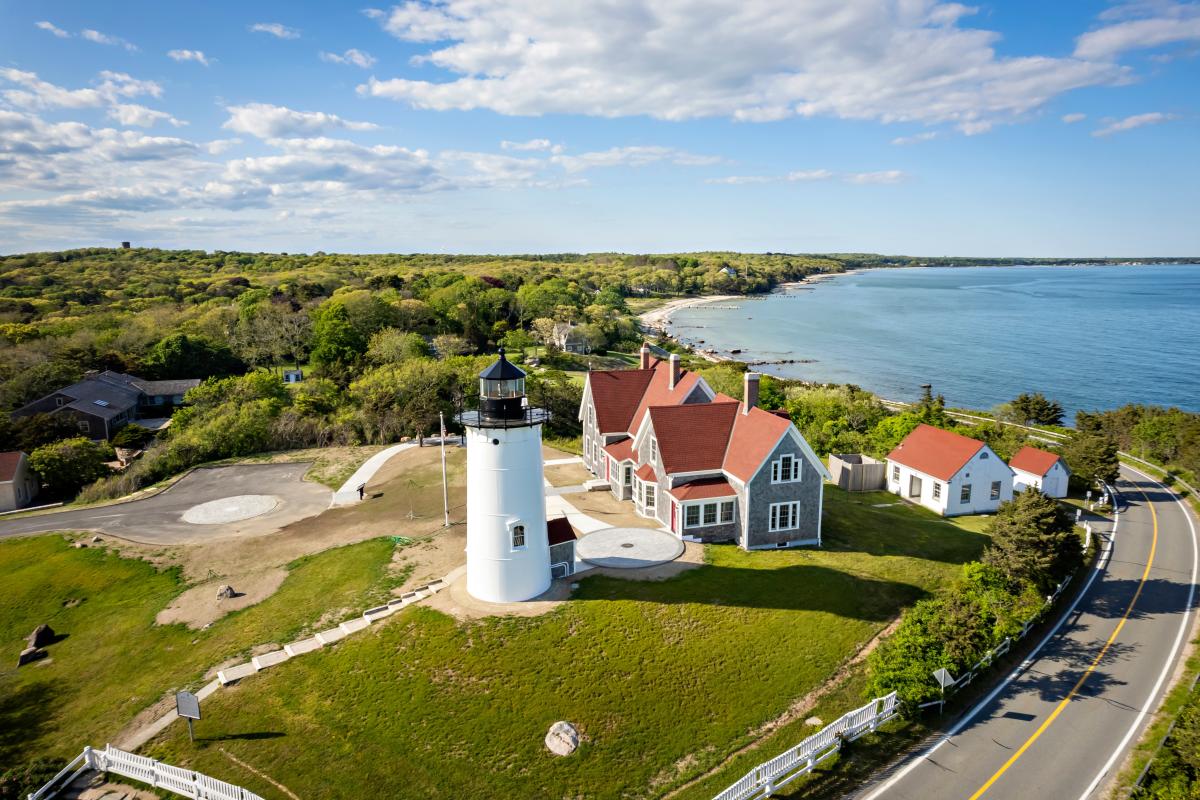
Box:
[182,495,280,525]
[576,527,684,569]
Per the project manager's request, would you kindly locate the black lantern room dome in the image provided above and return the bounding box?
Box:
[458,348,551,429]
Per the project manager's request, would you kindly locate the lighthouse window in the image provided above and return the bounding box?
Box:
[511,524,526,549]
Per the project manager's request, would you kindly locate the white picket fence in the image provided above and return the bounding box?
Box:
[28,745,264,800]
[712,692,899,800]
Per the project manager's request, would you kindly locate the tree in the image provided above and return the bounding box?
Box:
[1062,431,1120,487]
[982,489,1081,594]
[367,328,431,365]
[499,328,536,358]
[0,414,79,453]
[431,334,470,359]
[309,302,365,382]
[1011,392,1064,426]
[142,333,243,380]
[292,378,341,416]
[28,437,113,496]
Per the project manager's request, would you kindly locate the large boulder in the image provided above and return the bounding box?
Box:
[28,624,55,649]
[544,721,580,756]
[215,585,236,600]
[17,647,45,667]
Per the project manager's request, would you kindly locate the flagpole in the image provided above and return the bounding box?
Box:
[439,412,450,527]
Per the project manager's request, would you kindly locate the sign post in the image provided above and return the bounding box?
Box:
[176,690,201,743]
[932,668,956,714]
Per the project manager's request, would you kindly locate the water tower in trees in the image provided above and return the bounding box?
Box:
[457,350,552,603]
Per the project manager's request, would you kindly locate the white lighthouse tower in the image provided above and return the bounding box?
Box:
[458,350,552,603]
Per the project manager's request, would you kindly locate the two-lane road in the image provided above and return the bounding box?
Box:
[857,465,1198,800]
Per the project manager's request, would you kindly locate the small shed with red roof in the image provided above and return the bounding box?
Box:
[886,424,1015,516]
[1009,446,1071,498]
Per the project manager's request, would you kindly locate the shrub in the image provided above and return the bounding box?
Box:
[28,437,113,496]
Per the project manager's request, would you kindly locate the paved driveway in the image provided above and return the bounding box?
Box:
[0,463,332,545]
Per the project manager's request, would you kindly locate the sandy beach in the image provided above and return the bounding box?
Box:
[637,294,740,333]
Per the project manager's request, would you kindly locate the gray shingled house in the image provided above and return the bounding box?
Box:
[11,370,201,440]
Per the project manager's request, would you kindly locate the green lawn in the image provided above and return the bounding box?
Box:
[0,536,404,767]
[134,488,987,800]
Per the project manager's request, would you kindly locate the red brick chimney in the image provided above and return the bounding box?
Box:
[640,343,651,370]
[669,354,680,390]
[743,372,760,414]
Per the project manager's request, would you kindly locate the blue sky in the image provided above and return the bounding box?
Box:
[1,0,1197,256]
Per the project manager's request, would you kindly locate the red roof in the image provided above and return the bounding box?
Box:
[648,402,739,474]
[0,451,23,483]
[887,424,985,481]
[634,463,659,482]
[669,478,737,501]
[603,437,635,462]
[586,368,655,433]
[1009,446,1064,477]
[547,517,577,546]
[723,405,793,482]
[629,358,704,433]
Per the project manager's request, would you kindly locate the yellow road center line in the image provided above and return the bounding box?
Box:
[966,486,1158,800]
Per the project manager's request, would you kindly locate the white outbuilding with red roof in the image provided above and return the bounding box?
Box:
[886,424,1014,516]
[1009,445,1071,498]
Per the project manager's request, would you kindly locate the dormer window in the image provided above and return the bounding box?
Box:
[771,454,801,483]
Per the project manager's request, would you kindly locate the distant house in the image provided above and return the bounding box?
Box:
[283,369,304,384]
[11,370,201,440]
[886,424,1014,516]
[0,451,39,511]
[551,322,590,354]
[1009,446,1071,498]
[718,266,737,277]
[579,344,830,549]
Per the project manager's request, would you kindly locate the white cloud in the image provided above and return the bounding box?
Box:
[551,146,721,173]
[705,168,901,185]
[108,104,188,128]
[500,138,562,153]
[250,22,301,39]
[320,49,377,68]
[35,21,70,38]
[81,29,139,51]
[222,103,380,139]
[168,49,211,66]
[1075,3,1200,59]
[1062,112,1087,123]
[1092,111,1177,136]
[360,0,1127,131]
[0,69,162,110]
[891,131,939,145]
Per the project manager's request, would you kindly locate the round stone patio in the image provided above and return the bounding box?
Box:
[181,495,280,525]
[575,527,684,569]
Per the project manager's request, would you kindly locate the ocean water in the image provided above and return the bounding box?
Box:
[666,264,1200,417]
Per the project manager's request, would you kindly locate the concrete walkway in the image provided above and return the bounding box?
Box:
[331,443,416,505]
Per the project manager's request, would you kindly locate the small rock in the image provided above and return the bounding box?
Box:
[17,647,45,667]
[805,716,823,727]
[74,541,88,549]
[215,585,236,600]
[91,535,102,543]
[28,623,55,648]
[545,721,580,756]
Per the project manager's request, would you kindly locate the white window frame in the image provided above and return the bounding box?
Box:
[892,464,900,481]
[511,523,526,550]
[650,439,658,465]
[644,482,656,511]
[77,420,90,433]
[771,453,801,484]
[684,498,737,528]
[990,481,1002,501]
[960,483,972,504]
[623,463,632,486]
[769,501,800,532]
[932,482,942,500]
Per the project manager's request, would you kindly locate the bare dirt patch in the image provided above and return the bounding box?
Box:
[544,462,591,487]
[156,568,288,629]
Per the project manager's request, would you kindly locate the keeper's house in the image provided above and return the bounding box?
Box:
[886,424,1014,516]
[1009,446,1071,498]
[579,344,829,549]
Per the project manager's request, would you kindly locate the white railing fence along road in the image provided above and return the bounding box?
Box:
[712,692,899,800]
[28,745,264,800]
